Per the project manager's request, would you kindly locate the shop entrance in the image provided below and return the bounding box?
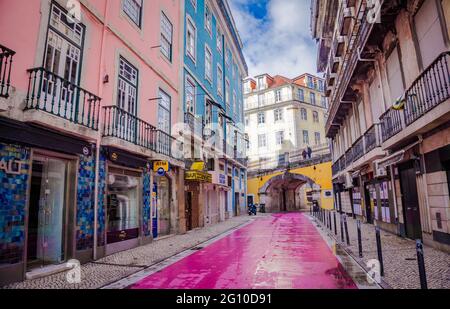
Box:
[399,162,422,240]
[186,192,193,231]
[27,155,72,270]
[155,176,171,237]
[106,166,141,254]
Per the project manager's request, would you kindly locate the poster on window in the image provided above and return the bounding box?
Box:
[352,187,362,216]
[380,181,390,223]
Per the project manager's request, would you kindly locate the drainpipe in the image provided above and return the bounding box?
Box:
[93,0,110,261]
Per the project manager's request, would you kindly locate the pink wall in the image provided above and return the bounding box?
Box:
[0,0,182,129]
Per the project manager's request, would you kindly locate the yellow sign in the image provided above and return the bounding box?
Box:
[191,161,206,171]
[153,161,169,173]
[185,171,212,183]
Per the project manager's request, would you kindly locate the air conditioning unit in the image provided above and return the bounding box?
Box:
[344,172,354,189]
[374,161,388,178]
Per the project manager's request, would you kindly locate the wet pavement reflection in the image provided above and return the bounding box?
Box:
[131,213,357,289]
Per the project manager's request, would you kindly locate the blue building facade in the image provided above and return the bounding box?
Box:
[183,0,248,226]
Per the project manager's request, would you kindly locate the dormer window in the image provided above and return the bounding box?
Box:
[257,76,265,90]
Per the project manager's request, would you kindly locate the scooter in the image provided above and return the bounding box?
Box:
[248,204,257,216]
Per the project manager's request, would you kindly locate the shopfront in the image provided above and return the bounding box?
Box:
[154,175,171,237]
[0,117,96,285]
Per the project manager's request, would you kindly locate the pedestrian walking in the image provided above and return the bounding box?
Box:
[302,149,307,159]
[307,146,312,159]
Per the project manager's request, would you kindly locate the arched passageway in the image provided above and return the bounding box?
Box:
[258,172,320,212]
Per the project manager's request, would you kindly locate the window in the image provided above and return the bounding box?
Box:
[307,76,313,88]
[258,77,264,90]
[258,94,265,106]
[276,131,284,145]
[315,132,321,145]
[205,100,212,126]
[386,46,405,102]
[190,0,197,10]
[313,111,319,123]
[123,0,142,27]
[321,96,327,108]
[318,80,324,91]
[205,45,212,82]
[217,65,223,96]
[297,88,304,101]
[216,26,223,53]
[310,92,316,105]
[414,0,447,68]
[160,12,173,61]
[233,92,237,117]
[257,112,265,124]
[185,77,196,114]
[186,17,196,61]
[205,4,212,35]
[275,89,282,102]
[303,130,309,145]
[158,89,171,134]
[300,108,307,120]
[118,57,138,114]
[258,134,267,148]
[274,108,283,122]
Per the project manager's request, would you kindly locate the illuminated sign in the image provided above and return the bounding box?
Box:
[153,161,169,176]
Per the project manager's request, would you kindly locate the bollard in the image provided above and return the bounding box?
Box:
[333,211,337,235]
[328,211,331,230]
[340,214,344,243]
[344,215,350,245]
[357,220,363,258]
[416,239,428,289]
[375,226,384,277]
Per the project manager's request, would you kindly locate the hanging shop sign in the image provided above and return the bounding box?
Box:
[185,171,212,183]
[153,161,169,176]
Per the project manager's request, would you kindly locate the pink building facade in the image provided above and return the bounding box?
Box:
[0,0,186,284]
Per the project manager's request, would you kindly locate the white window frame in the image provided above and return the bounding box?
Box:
[274,108,283,122]
[205,44,212,83]
[216,25,223,53]
[313,111,319,123]
[303,130,309,145]
[257,112,265,125]
[160,11,173,62]
[300,108,307,120]
[158,89,171,134]
[258,134,267,148]
[185,76,196,114]
[276,131,284,145]
[315,132,321,145]
[186,15,197,62]
[123,0,143,28]
[190,0,197,11]
[275,89,282,102]
[217,64,223,97]
[204,2,213,36]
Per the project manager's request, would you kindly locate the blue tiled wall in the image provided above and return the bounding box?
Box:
[142,169,152,237]
[76,151,96,250]
[97,152,107,247]
[0,143,30,265]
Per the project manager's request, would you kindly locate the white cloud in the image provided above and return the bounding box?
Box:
[229,0,318,78]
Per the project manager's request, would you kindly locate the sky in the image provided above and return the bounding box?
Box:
[228,0,319,79]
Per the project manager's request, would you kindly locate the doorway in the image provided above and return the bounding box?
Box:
[364,183,373,224]
[399,162,422,240]
[185,192,193,231]
[234,193,239,216]
[27,155,71,270]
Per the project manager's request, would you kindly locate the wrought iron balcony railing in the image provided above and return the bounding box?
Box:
[380,51,450,143]
[352,136,364,162]
[364,124,381,153]
[103,105,156,150]
[25,67,101,130]
[0,44,15,98]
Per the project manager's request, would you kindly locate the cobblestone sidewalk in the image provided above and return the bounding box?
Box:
[2,215,255,289]
[311,212,450,289]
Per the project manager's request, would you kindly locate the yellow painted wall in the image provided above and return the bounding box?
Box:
[247,161,334,210]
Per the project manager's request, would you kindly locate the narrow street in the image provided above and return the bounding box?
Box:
[128,213,357,289]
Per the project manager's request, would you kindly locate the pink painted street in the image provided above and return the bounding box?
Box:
[131,213,357,289]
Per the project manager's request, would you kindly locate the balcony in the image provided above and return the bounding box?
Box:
[103,105,156,150]
[0,44,15,98]
[25,67,101,131]
[380,52,450,144]
[331,124,383,176]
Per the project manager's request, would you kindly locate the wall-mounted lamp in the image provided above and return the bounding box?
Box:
[103,74,109,84]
